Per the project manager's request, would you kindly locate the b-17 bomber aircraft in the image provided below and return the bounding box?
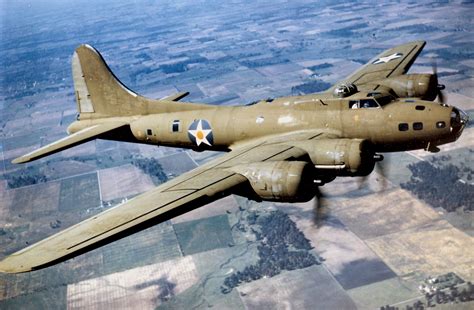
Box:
[0,41,469,273]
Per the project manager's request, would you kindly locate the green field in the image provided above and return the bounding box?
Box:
[174,214,234,256]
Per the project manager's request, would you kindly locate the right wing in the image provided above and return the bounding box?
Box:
[0,130,324,273]
[328,40,426,91]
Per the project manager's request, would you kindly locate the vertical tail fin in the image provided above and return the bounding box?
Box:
[72,44,146,117]
[72,44,210,118]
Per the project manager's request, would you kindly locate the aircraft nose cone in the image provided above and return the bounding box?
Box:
[460,108,470,125]
[456,107,469,126]
[450,107,469,139]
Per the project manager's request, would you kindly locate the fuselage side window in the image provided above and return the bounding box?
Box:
[399,123,409,131]
[413,122,423,130]
[172,120,180,132]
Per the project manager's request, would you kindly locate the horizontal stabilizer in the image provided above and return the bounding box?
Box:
[160,91,190,101]
[12,122,128,164]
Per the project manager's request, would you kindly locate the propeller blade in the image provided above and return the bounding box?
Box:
[375,156,389,191]
[357,175,368,189]
[432,59,446,103]
[313,186,327,225]
[438,89,445,104]
[358,154,389,191]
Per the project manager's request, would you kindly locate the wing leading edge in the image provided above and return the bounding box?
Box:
[0,130,324,273]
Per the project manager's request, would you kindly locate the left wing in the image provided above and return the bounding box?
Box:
[0,130,324,273]
[12,121,129,164]
[329,41,426,90]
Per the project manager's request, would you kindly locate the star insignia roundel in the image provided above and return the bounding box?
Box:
[188,119,214,147]
[372,52,403,65]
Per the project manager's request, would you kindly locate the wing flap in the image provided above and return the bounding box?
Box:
[12,122,128,164]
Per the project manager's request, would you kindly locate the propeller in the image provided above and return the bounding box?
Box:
[313,154,390,226]
[313,186,328,226]
[357,154,390,191]
[432,61,446,103]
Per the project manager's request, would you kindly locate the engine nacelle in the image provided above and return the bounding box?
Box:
[378,74,438,100]
[291,139,376,177]
[230,161,316,202]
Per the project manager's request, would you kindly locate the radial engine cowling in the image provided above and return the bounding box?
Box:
[378,74,439,101]
[230,161,316,203]
[291,139,376,177]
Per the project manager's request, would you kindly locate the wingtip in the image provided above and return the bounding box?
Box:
[0,256,32,274]
[417,40,427,46]
[411,40,426,48]
[11,157,28,164]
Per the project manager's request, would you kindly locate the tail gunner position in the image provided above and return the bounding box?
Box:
[0,41,469,273]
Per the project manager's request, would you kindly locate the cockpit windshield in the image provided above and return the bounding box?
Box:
[375,95,395,107]
[349,99,379,109]
[360,99,379,108]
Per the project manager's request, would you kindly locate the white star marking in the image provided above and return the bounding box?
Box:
[188,120,212,146]
[373,53,403,65]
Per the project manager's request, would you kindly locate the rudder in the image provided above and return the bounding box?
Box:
[72,44,144,117]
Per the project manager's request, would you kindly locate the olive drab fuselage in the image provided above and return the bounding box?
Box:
[68,93,460,154]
